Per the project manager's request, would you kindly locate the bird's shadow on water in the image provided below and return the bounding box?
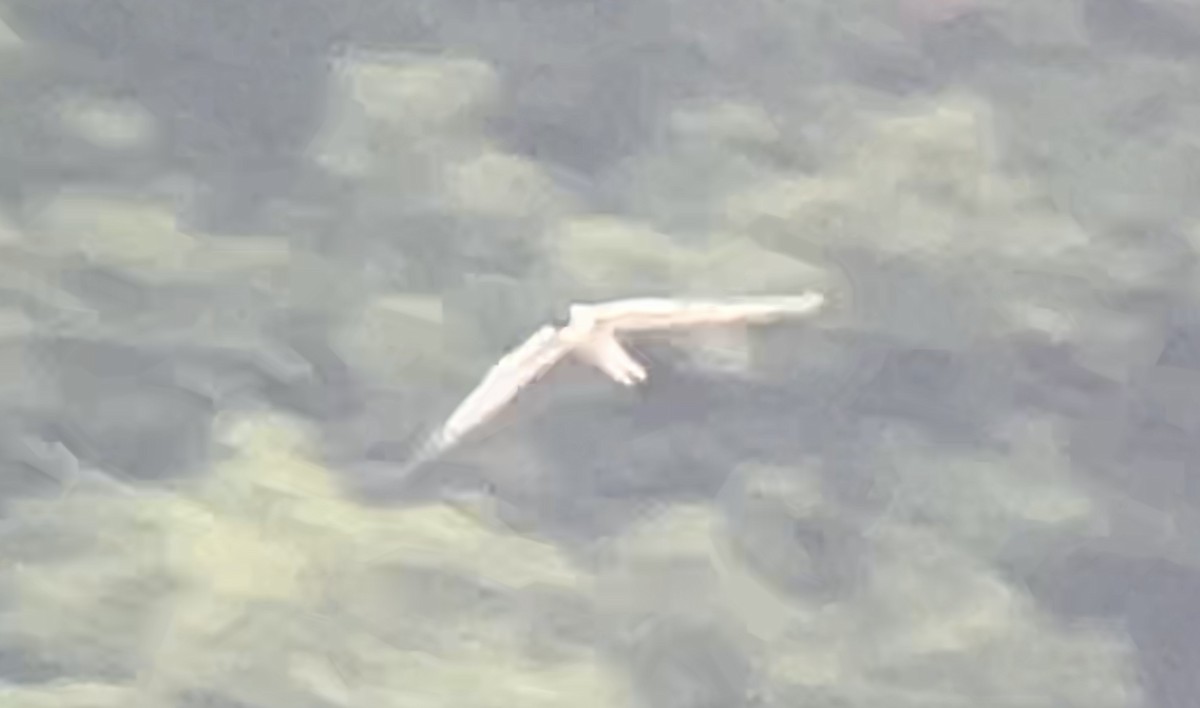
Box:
[327,327,1101,618]
[330,325,1013,546]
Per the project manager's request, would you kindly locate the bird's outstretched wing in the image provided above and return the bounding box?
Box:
[401,324,575,472]
[396,291,826,477]
[585,291,826,332]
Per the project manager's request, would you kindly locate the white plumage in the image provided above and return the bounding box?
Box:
[401,291,826,472]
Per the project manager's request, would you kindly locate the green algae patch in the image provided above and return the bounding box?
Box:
[550,215,692,294]
[0,412,614,707]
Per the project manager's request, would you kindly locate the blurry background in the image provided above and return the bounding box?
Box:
[0,1,1198,706]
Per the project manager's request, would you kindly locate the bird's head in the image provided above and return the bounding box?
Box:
[558,303,597,331]
[549,307,573,330]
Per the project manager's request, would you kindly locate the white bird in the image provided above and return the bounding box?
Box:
[399,292,826,474]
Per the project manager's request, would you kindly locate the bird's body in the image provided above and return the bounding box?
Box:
[399,292,825,474]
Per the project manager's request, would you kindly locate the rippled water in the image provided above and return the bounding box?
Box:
[1,1,1198,707]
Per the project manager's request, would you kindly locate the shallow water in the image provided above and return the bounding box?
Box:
[0,1,1198,706]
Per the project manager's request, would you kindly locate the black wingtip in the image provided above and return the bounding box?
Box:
[549,308,572,330]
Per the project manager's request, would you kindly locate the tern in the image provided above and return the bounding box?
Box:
[398,292,826,474]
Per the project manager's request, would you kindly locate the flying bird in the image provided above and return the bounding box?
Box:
[397,292,826,475]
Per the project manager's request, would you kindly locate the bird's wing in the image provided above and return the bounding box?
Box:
[407,324,575,466]
[587,292,825,332]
